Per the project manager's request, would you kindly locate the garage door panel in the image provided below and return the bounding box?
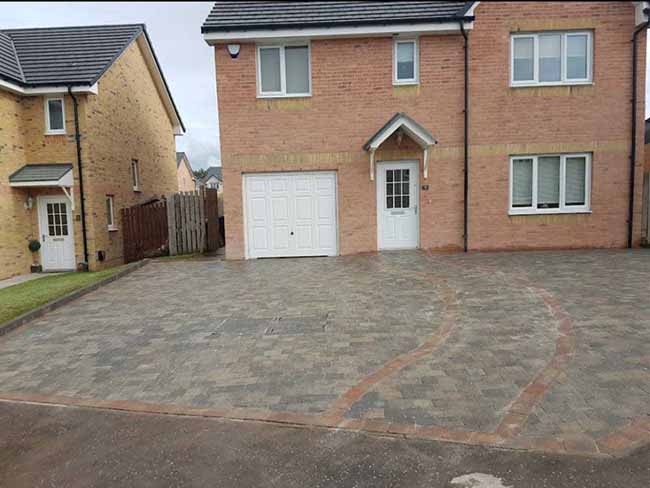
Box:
[245,172,337,258]
[271,197,290,220]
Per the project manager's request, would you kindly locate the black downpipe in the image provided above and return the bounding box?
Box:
[460,21,469,252]
[68,87,89,268]
[629,18,649,248]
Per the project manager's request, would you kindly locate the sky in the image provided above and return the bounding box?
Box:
[2,2,650,171]
[2,2,220,171]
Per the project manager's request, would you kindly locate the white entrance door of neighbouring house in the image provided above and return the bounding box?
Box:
[37,196,76,271]
[244,171,338,258]
[377,161,419,250]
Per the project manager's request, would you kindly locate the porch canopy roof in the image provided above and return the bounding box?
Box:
[9,163,76,209]
[9,163,73,187]
[363,112,437,180]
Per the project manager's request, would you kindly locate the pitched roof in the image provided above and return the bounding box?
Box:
[0,32,23,84]
[0,24,143,87]
[0,24,185,134]
[202,1,472,33]
[203,166,223,182]
[364,112,436,151]
[9,163,73,183]
[176,151,187,168]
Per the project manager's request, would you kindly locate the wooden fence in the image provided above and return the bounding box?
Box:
[122,201,168,263]
[122,189,221,263]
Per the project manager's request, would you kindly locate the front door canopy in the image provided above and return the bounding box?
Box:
[363,113,437,181]
[9,163,76,210]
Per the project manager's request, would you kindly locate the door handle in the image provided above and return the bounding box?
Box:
[42,234,46,241]
[415,205,418,215]
[290,231,294,236]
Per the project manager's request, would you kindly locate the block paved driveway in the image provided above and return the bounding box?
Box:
[0,250,649,456]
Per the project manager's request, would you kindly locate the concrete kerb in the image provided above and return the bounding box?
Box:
[0,260,148,337]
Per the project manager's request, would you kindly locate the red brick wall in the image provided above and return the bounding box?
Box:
[215,1,645,259]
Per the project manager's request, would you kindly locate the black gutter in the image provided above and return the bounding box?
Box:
[68,86,89,269]
[460,20,469,252]
[629,15,650,248]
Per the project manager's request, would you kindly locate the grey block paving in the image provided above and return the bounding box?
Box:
[0,250,649,439]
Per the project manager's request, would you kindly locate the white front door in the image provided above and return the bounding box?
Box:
[377,161,419,250]
[244,172,338,258]
[38,196,76,271]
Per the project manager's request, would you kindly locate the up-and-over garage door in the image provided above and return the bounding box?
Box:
[244,172,338,258]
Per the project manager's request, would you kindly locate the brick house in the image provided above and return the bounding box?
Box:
[176,151,196,192]
[0,24,184,279]
[202,1,648,260]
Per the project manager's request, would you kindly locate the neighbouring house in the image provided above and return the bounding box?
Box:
[176,151,196,192]
[202,1,648,260]
[200,166,223,191]
[0,24,184,279]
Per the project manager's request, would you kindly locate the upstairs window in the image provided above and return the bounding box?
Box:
[131,159,140,191]
[45,98,65,134]
[510,153,591,215]
[511,31,592,86]
[257,44,310,97]
[394,39,418,85]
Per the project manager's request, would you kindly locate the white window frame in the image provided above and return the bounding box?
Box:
[509,153,591,215]
[510,31,592,87]
[393,38,419,85]
[106,195,117,231]
[256,43,311,98]
[131,159,140,191]
[44,97,66,135]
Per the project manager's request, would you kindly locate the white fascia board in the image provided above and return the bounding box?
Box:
[136,35,185,136]
[464,1,481,17]
[368,118,436,151]
[635,1,650,26]
[0,78,98,96]
[203,21,474,44]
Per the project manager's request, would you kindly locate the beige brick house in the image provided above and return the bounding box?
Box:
[0,24,184,279]
[202,1,648,260]
[176,151,196,192]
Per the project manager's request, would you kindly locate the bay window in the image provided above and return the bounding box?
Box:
[511,31,592,86]
[510,154,591,214]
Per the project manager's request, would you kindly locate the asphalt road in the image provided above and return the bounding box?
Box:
[0,401,648,488]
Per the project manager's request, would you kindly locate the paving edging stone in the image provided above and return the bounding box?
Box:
[0,260,148,337]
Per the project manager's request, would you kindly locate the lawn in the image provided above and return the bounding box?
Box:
[0,267,124,325]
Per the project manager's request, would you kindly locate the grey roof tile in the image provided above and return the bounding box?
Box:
[9,164,73,183]
[202,1,472,32]
[0,32,24,83]
[0,24,143,86]
[204,166,222,182]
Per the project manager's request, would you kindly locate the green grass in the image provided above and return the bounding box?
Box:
[0,267,124,325]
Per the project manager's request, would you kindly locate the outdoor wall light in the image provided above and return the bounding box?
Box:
[24,195,33,210]
[227,44,240,59]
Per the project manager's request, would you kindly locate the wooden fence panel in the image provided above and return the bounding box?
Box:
[205,189,219,252]
[121,201,168,263]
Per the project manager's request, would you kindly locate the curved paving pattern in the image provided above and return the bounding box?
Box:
[0,250,649,457]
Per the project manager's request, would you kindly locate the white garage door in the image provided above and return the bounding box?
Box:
[244,172,338,258]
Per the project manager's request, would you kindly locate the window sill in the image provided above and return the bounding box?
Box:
[45,130,66,136]
[510,81,592,88]
[393,80,419,86]
[108,226,118,232]
[257,93,311,99]
[509,209,592,216]
[133,188,141,193]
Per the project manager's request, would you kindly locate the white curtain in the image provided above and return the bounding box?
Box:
[512,159,533,207]
[565,157,586,205]
[285,46,309,94]
[537,156,560,207]
[260,47,281,92]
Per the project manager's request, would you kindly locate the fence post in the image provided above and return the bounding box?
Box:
[167,195,177,255]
